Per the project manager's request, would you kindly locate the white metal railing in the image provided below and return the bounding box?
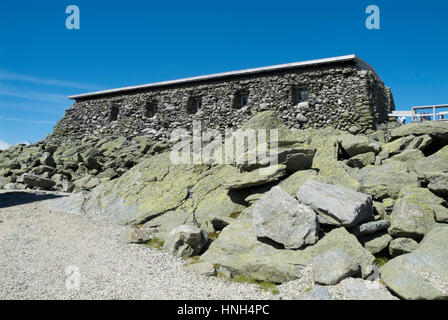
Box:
[389,104,448,122]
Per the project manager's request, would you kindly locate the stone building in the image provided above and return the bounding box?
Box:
[50,54,395,142]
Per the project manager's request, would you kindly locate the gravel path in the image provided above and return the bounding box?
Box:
[0,190,285,300]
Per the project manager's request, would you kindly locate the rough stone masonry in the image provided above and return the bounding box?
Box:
[49,54,395,143]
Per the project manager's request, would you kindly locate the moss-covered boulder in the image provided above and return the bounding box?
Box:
[380,225,448,300]
[391,121,448,140]
[388,187,448,240]
[84,152,246,226]
[357,162,420,200]
[200,220,375,283]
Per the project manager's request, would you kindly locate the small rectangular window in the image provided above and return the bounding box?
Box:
[292,88,309,104]
[144,102,157,118]
[187,96,201,114]
[109,105,119,121]
[233,91,249,109]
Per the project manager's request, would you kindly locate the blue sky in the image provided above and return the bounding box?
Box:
[1,0,447,147]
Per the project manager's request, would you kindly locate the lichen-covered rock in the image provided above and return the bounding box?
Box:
[253,186,319,249]
[382,135,416,156]
[388,187,445,240]
[338,135,377,157]
[200,221,375,283]
[349,220,390,236]
[415,145,448,179]
[346,152,376,168]
[380,225,448,300]
[224,164,287,190]
[309,131,360,191]
[357,161,420,200]
[23,173,56,189]
[389,238,419,257]
[308,249,360,285]
[84,152,246,226]
[278,169,318,196]
[297,180,373,227]
[163,225,209,258]
[391,121,448,140]
[359,231,392,254]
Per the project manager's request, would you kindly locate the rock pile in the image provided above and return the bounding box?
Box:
[5,110,448,299]
[0,135,170,192]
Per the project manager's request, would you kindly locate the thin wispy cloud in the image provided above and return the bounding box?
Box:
[0,87,68,104]
[0,70,104,91]
[0,101,65,116]
[0,117,56,124]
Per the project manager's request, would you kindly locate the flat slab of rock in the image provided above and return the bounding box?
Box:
[381,225,448,300]
[225,164,287,190]
[391,121,448,140]
[163,225,208,259]
[308,249,360,285]
[23,174,56,189]
[296,180,373,227]
[253,186,319,249]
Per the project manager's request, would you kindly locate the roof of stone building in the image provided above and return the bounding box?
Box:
[69,54,377,101]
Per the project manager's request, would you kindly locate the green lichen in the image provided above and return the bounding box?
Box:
[231,274,280,294]
[209,230,221,240]
[146,237,164,250]
[375,256,389,267]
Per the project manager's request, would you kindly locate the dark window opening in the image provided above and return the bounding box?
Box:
[292,87,309,104]
[144,102,157,118]
[233,91,249,109]
[187,96,202,114]
[109,105,119,121]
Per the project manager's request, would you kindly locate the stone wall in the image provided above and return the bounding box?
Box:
[49,61,394,143]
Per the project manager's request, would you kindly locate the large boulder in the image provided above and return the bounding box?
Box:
[391,121,448,140]
[201,221,375,283]
[357,161,420,200]
[388,187,445,240]
[84,152,246,226]
[23,173,55,189]
[163,225,209,258]
[380,225,448,300]
[253,186,319,249]
[338,135,378,157]
[414,145,448,178]
[296,180,373,227]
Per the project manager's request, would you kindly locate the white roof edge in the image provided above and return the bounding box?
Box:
[69,54,376,100]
